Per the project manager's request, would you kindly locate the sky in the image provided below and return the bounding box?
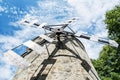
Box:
[0,0,119,80]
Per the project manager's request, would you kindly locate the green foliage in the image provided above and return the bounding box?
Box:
[103,77,112,80]
[92,6,120,80]
[110,72,120,80]
[105,6,120,43]
[92,46,119,80]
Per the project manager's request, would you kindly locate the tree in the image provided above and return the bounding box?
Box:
[92,6,120,80]
[105,6,120,43]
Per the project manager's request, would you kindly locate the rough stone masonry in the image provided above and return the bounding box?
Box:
[13,35,100,80]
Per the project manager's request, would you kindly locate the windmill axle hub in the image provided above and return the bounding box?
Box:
[53,28,64,33]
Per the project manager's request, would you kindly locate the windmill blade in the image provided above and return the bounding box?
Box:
[3,50,31,69]
[106,40,118,48]
[61,18,78,29]
[39,34,54,43]
[23,20,55,32]
[3,36,51,68]
[22,20,38,28]
[21,18,78,33]
[23,40,46,54]
[76,34,119,47]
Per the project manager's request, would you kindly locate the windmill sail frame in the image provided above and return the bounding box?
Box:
[2,18,119,80]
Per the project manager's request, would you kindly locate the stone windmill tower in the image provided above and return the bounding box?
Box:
[3,18,118,80]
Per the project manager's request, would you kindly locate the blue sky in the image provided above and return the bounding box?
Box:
[0,0,119,80]
[0,0,38,35]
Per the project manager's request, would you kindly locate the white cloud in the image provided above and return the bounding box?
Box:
[80,38,104,59]
[0,27,43,54]
[67,0,119,59]
[67,0,119,29]
[0,6,4,12]
[0,55,16,80]
[38,1,57,10]
[0,35,22,50]
[0,65,13,80]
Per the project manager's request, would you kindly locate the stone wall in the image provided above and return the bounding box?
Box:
[13,36,100,80]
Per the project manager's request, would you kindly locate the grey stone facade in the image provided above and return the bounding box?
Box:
[13,35,100,80]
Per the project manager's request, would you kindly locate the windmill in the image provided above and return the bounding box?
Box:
[3,18,118,80]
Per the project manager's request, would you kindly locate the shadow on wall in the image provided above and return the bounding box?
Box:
[30,37,93,80]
